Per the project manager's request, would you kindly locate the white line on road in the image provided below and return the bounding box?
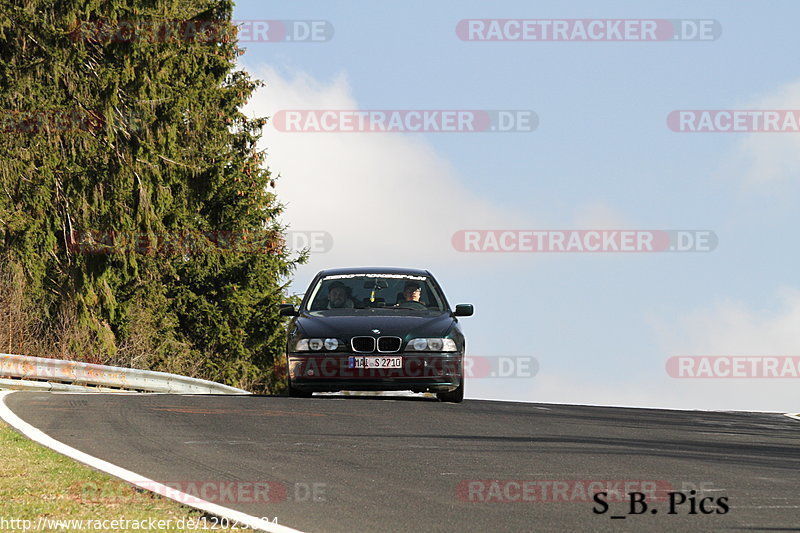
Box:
[0,391,304,533]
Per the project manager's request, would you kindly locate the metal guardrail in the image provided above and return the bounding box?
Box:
[0,353,250,394]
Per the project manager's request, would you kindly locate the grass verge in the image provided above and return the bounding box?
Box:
[0,420,247,532]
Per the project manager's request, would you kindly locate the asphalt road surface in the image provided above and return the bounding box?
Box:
[4,392,800,532]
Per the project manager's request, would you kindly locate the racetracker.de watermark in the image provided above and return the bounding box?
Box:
[288,356,537,379]
[668,110,800,132]
[69,19,333,43]
[137,480,287,504]
[452,230,717,253]
[76,479,327,504]
[456,480,674,503]
[1,108,160,135]
[67,230,332,255]
[466,356,538,378]
[456,19,720,41]
[271,110,537,132]
[666,356,800,378]
[1,109,104,133]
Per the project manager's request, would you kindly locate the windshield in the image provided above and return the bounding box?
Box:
[305,273,447,313]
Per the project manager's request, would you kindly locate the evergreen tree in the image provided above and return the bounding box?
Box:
[0,0,302,391]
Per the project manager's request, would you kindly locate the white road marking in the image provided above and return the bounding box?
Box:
[0,391,304,533]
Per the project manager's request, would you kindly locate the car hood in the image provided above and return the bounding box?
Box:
[294,312,455,339]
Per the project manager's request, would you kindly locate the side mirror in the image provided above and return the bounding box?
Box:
[453,304,474,317]
[279,304,298,317]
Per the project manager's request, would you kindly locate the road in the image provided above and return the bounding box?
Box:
[4,392,800,532]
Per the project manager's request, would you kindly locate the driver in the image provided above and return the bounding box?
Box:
[327,281,355,309]
[399,280,424,304]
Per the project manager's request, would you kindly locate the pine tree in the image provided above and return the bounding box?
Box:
[0,0,302,391]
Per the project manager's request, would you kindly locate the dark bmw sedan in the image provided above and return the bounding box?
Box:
[279,267,473,402]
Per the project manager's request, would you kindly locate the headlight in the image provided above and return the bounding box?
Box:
[294,339,309,351]
[293,338,340,352]
[428,338,443,351]
[406,338,458,352]
[411,338,428,351]
[324,338,339,350]
[308,338,324,351]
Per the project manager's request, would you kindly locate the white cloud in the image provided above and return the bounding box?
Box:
[656,287,800,356]
[241,64,637,278]
[241,65,530,270]
[731,80,800,186]
[470,289,800,411]
[639,288,800,412]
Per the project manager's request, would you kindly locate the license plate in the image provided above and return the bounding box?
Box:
[348,356,403,369]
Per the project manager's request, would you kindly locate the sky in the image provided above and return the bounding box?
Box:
[233,0,800,411]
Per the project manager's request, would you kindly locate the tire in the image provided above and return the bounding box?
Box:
[436,380,464,403]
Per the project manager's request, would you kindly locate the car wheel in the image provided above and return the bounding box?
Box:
[436,380,464,403]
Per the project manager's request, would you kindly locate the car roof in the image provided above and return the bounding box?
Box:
[317,266,432,277]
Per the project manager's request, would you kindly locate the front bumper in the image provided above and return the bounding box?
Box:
[287,353,463,393]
